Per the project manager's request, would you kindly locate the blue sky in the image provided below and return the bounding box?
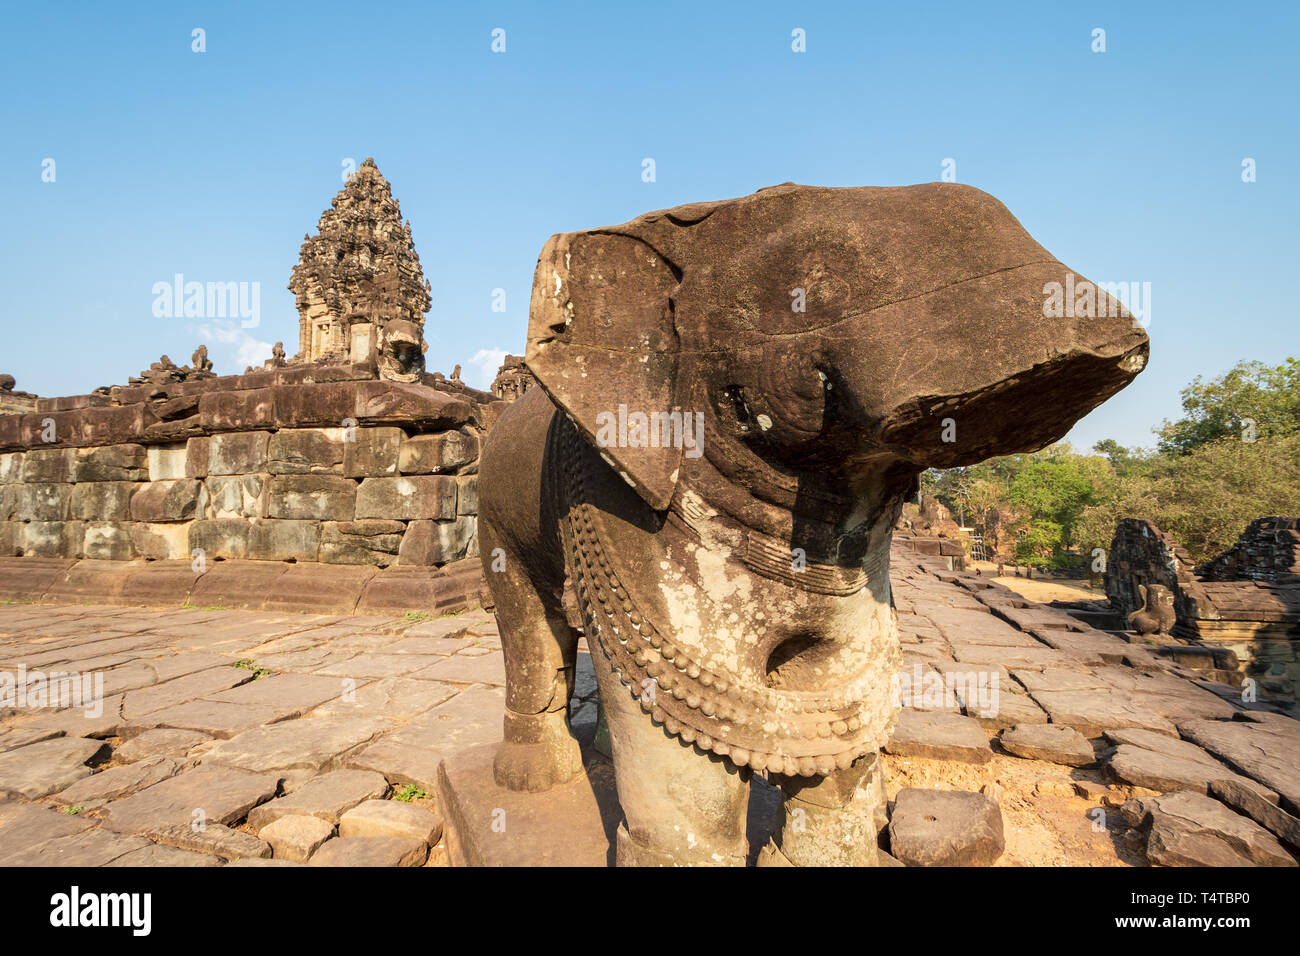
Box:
[1,1,1295,452]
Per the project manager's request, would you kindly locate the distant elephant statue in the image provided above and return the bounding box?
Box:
[477,182,1149,865]
[1128,583,1176,636]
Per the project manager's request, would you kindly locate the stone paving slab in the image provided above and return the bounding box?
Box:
[308,677,458,721]
[203,672,352,718]
[51,755,190,807]
[315,652,442,679]
[247,769,390,829]
[114,728,212,762]
[438,741,619,867]
[885,710,992,764]
[0,737,108,799]
[0,805,94,862]
[202,717,391,773]
[136,699,286,738]
[1179,718,1300,815]
[121,665,253,719]
[99,764,281,835]
[408,653,507,685]
[309,835,428,866]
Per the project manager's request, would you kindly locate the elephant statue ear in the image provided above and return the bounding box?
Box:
[525,230,685,511]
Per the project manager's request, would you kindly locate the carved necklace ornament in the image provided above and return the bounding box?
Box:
[558,417,897,777]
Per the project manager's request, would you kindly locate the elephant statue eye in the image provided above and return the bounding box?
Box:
[720,385,753,433]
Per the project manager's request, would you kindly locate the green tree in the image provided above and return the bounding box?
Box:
[1156,357,1300,455]
[1004,452,1112,566]
[1077,432,1300,565]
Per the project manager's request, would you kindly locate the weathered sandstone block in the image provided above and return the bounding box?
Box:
[398,517,475,565]
[78,405,155,445]
[0,485,19,521]
[199,387,276,431]
[204,475,267,519]
[398,430,479,474]
[352,381,472,428]
[247,519,321,562]
[0,521,22,556]
[268,428,345,474]
[319,520,404,565]
[266,475,357,521]
[146,443,189,481]
[189,519,251,560]
[24,521,79,558]
[456,475,478,515]
[131,479,202,522]
[185,436,209,478]
[82,522,137,560]
[275,382,356,427]
[355,476,455,520]
[342,427,404,478]
[21,447,75,483]
[71,481,139,521]
[73,443,148,482]
[131,522,191,560]
[18,483,70,521]
[0,452,24,483]
[208,432,271,476]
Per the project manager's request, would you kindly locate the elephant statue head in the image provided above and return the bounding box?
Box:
[526,182,1146,514]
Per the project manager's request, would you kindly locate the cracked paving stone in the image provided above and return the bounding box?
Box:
[113,728,212,763]
[248,769,391,829]
[51,755,190,807]
[0,737,109,799]
[888,788,1005,867]
[1000,723,1096,767]
[309,677,458,721]
[884,710,992,764]
[201,716,392,773]
[99,764,280,835]
[1128,790,1297,867]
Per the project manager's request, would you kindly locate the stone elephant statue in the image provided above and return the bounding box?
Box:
[477,182,1149,865]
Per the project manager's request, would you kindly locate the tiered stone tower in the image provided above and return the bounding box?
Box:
[288,158,432,367]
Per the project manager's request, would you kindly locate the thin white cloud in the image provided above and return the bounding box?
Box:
[465,348,508,390]
[194,321,273,374]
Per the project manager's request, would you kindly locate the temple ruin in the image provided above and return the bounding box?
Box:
[1100,517,1300,712]
[0,160,524,613]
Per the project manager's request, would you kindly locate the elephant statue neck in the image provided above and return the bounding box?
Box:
[660,404,911,597]
[557,415,901,776]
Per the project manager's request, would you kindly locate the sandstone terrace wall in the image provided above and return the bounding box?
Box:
[0,364,506,569]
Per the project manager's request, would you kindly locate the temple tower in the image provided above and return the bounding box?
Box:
[288,158,432,365]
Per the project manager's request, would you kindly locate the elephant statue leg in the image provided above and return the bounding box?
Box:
[588,646,752,866]
[760,754,887,866]
[481,516,584,791]
[478,387,585,793]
